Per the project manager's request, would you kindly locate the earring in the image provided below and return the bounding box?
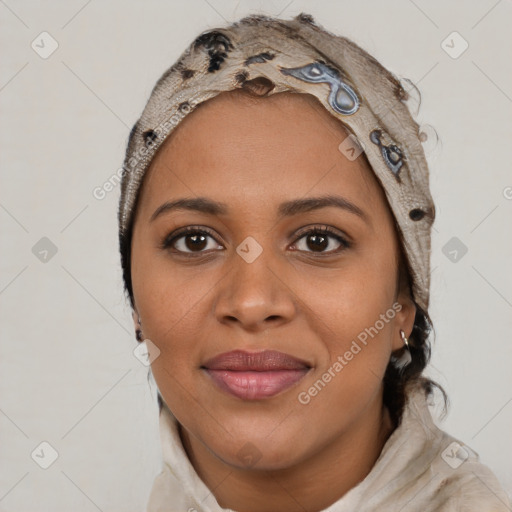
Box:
[135,316,143,342]
[391,329,412,371]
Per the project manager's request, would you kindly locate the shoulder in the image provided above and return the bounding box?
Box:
[388,386,510,511]
[428,439,511,511]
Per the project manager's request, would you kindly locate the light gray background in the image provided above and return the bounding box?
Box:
[1,0,511,510]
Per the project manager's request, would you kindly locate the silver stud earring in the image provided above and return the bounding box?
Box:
[391,329,412,371]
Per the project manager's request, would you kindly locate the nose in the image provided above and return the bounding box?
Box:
[213,247,297,332]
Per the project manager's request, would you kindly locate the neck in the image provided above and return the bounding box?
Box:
[179,389,396,512]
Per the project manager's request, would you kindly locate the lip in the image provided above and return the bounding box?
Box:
[202,350,312,400]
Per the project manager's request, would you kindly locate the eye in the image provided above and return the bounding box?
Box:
[161,225,351,257]
[161,226,222,255]
[292,225,351,254]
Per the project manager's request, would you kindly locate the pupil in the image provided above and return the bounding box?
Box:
[186,234,207,251]
[308,234,327,252]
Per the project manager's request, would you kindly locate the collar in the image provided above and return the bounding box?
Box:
[145,385,510,512]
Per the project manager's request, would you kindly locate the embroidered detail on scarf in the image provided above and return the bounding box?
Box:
[280,61,359,115]
[370,129,404,181]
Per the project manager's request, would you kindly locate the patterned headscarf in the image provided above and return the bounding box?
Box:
[118,12,435,312]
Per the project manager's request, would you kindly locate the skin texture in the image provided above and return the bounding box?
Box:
[130,89,416,512]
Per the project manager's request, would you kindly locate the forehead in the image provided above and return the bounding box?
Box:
[168,89,354,150]
[137,90,390,219]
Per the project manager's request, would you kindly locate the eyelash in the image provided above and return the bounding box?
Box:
[161,225,351,256]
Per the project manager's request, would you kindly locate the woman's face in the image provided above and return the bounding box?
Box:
[130,90,416,470]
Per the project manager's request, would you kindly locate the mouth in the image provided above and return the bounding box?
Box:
[201,350,312,400]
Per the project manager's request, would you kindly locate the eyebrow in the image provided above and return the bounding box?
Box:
[150,195,369,224]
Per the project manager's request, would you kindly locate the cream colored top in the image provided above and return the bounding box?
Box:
[145,387,510,512]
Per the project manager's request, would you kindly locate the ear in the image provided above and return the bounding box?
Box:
[132,308,143,343]
[392,290,416,352]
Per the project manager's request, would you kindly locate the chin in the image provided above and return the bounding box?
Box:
[203,421,309,471]
[218,443,306,472]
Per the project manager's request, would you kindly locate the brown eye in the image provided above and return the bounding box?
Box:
[179,232,209,252]
[162,227,223,254]
[293,226,350,254]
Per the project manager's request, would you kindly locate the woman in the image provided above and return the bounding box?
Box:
[118,13,509,512]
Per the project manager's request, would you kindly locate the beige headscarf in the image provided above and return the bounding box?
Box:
[118,12,435,313]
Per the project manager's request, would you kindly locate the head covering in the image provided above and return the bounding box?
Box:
[118,12,436,312]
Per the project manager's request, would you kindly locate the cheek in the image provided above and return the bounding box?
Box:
[134,258,208,409]
[131,238,208,334]
[301,249,397,377]
[296,277,396,426]
[305,248,396,327]
[131,245,225,400]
